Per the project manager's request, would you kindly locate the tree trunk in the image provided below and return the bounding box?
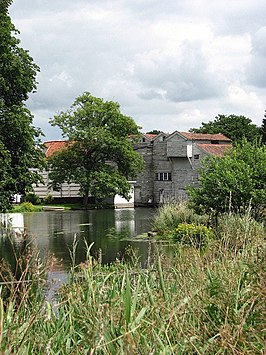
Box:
[83,192,89,206]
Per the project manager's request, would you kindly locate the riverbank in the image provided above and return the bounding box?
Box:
[0,206,265,353]
[9,202,120,213]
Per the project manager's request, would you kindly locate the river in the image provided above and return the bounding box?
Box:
[0,208,156,271]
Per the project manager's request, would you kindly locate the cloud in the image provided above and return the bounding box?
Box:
[133,40,223,103]
[9,0,266,139]
[247,27,266,88]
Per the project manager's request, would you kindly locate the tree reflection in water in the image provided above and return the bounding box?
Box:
[0,208,155,271]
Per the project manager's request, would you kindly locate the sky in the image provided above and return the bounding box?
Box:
[10,0,266,140]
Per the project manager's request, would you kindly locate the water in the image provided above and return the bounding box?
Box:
[0,208,155,270]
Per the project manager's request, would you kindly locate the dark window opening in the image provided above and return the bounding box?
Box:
[155,172,172,181]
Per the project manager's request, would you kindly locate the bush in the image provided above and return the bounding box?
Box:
[172,223,214,247]
[24,192,41,205]
[187,140,266,218]
[152,201,209,235]
[42,194,54,204]
[18,202,37,212]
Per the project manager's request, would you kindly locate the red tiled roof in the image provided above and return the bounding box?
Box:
[179,132,231,142]
[44,141,68,158]
[144,133,158,140]
[197,144,232,157]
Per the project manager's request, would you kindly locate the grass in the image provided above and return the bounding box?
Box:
[152,201,210,235]
[9,203,79,212]
[10,203,43,213]
[0,204,265,354]
[8,202,112,213]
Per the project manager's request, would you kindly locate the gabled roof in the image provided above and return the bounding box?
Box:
[197,144,232,157]
[152,132,169,142]
[44,141,68,158]
[144,133,158,141]
[179,132,231,142]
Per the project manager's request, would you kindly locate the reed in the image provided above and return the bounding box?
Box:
[152,201,209,235]
[0,212,265,354]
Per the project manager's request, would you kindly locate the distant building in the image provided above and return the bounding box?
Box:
[132,131,231,205]
[33,141,81,201]
[33,132,231,206]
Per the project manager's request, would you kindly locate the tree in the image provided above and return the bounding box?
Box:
[187,140,266,218]
[0,0,39,106]
[190,114,262,143]
[0,1,44,211]
[146,130,162,135]
[49,92,144,204]
[261,111,266,144]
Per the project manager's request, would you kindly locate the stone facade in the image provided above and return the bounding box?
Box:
[133,131,231,206]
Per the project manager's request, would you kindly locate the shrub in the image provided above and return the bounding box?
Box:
[42,194,54,204]
[24,192,41,205]
[153,201,209,235]
[18,202,37,212]
[187,140,266,218]
[172,223,214,247]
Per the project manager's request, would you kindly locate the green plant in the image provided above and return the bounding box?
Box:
[153,201,208,235]
[216,212,265,250]
[24,192,41,205]
[42,194,54,204]
[17,202,37,212]
[172,223,214,246]
[0,214,265,353]
[187,140,266,218]
[48,92,144,205]
[0,2,44,213]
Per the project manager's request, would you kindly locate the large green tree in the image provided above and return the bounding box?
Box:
[0,0,44,211]
[49,92,144,204]
[187,140,266,218]
[190,114,262,143]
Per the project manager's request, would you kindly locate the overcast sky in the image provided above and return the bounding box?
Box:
[10,0,266,140]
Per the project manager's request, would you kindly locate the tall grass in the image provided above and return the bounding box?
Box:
[152,201,209,235]
[0,211,265,354]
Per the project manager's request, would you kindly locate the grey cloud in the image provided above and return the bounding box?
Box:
[9,0,265,139]
[138,90,163,100]
[134,40,222,103]
[247,27,266,88]
[251,27,266,56]
[184,0,266,36]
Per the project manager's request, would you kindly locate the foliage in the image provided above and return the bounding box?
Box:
[0,218,265,353]
[0,0,39,106]
[152,201,209,235]
[42,194,54,204]
[261,111,266,144]
[49,92,144,203]
[0,1,44,212]
[24,192,41,205]
[16,202,39,212]
[145,129,162,135]
[172,223,214,247]
[187,140,266,217]
[0,234,48,305]
[216,212,265,250]
[0,141,13,211]
[190,114,262,143]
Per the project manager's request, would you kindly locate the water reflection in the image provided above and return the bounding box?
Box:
[0,208,155,270]
[0,213,24,236]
